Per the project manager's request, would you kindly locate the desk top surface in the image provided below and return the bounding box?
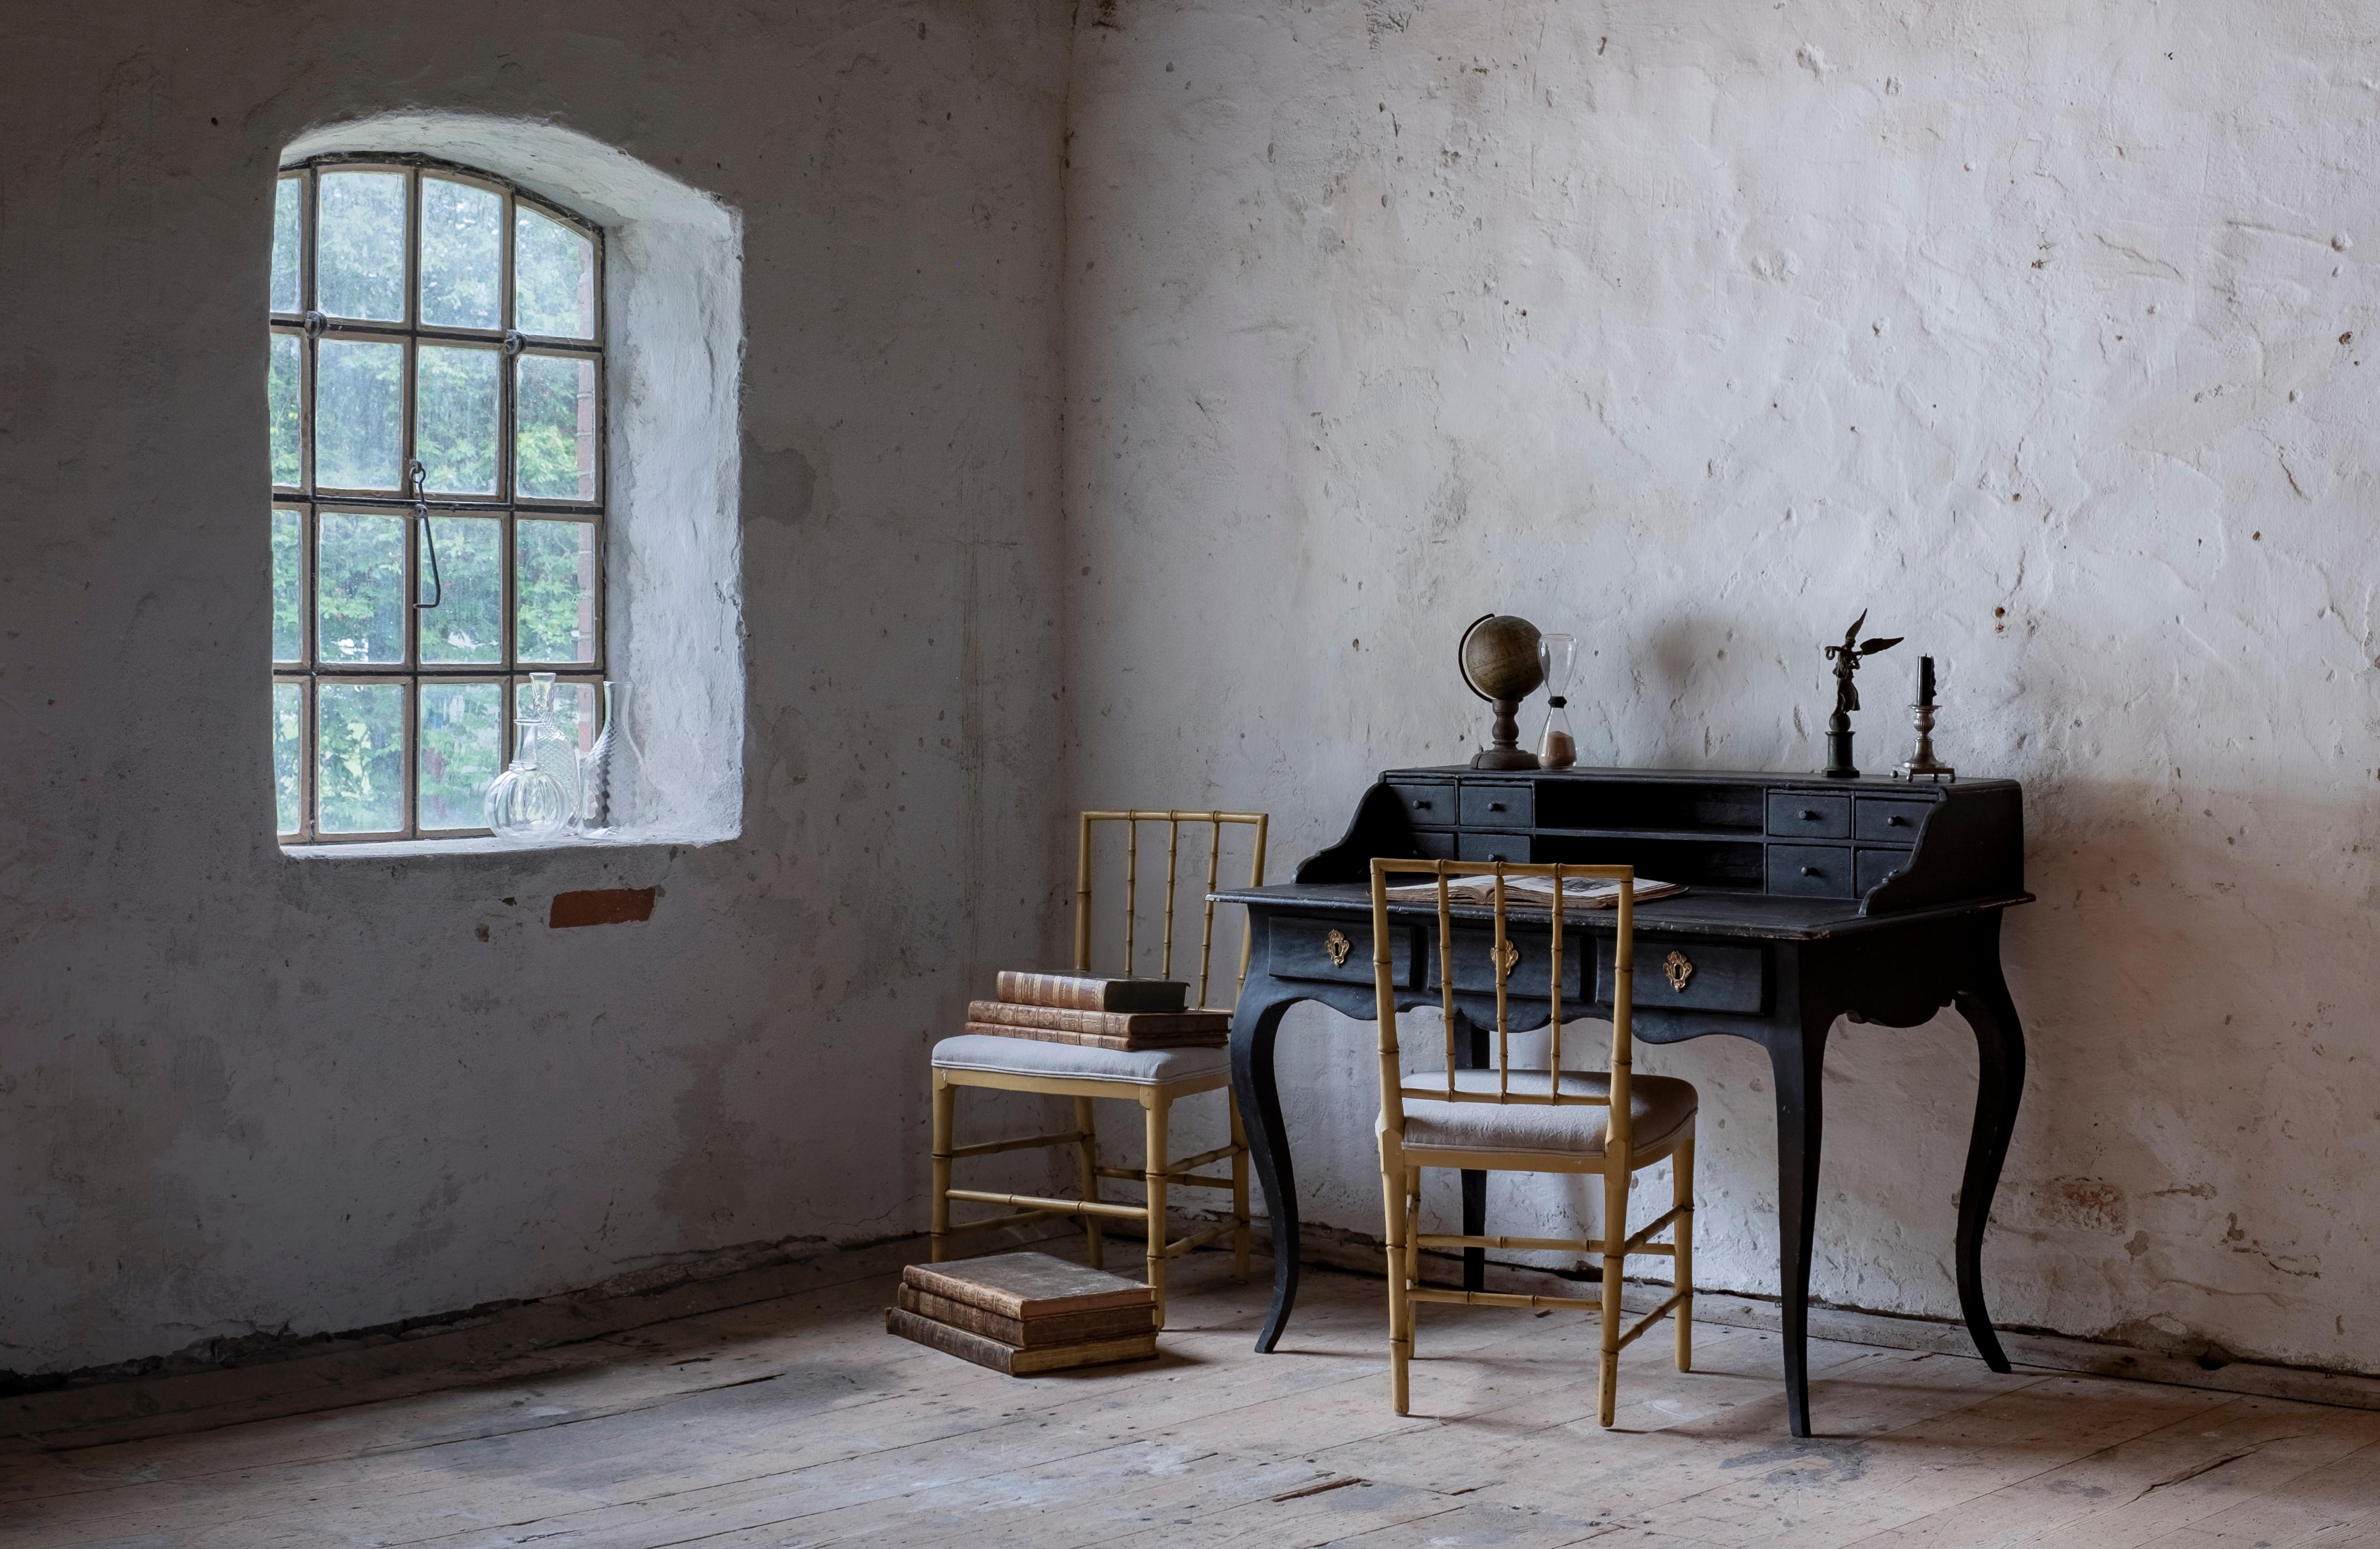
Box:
[1211,880,2033,942]
[1380,764,2017,792]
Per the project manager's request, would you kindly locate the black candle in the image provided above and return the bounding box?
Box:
[1918,654,1936,706]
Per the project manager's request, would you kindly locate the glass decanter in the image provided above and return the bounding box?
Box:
[1537,632,1578,769]
[574,681,643,838]
[484,711,571,839]
[522,671,581,823]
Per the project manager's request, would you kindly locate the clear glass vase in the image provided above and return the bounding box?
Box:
[523,671,581,823]
[484,716,570,839]
[574,681,642,838]
[1537,632,1578,769]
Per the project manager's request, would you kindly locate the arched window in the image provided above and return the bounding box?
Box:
[269,155,607,841]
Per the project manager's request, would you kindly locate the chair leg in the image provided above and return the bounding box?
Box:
[1143,1091,1170,1326]
[930,1074,955,1264]
[1380,1150,1412,1416]
[1674,1134,1696,1373]
[1598,1163,1630,1427]
[1074,1097,1105,1271]
[1228,1089,1252,1282]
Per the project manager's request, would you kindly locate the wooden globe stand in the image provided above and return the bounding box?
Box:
[1460,613,1547,770]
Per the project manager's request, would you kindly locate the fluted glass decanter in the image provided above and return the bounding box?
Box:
[484,709,570,839]
[1537,632,1578,769]
[522,672,581,821]
[573,681,643,838]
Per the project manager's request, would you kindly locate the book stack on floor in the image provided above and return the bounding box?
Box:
[886,1251,1160,1374]
[968,969,1228,1051]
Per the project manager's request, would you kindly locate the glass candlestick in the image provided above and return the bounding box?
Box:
[1537,632,1578,769]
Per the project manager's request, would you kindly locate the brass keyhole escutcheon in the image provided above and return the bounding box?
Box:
[1325,928,1351,968]
[1491,939,1520,983]
[1663,950,1695,993]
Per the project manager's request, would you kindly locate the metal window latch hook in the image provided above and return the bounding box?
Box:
[409,460,441,610]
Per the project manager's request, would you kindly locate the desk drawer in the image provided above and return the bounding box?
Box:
[1457,830,1533,864]
[1767,792,1851,839]
[1460,783,1534,828]
[1411,828,1458,860]
[1856,846,1912,895]
[1596,938,1768,1016]
[1390,781,1457,830]
[1767,843,1857,899]
[1425,928,1584,997]
[1855,797,1931,842]
[1271,918,1415,986]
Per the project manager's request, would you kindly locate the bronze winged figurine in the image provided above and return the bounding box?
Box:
[1822,610,1901,777]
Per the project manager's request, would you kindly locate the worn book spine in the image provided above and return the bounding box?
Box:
[963,1021,1222,1052]
[992,971,1188,1014]
[966,1000,1229,1039]
[885,1306,1159,1375]
[902,1261,1156,1320]
[895,1285,1156,1348]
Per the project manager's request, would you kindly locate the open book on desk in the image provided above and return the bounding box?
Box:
[1383,873,1688,913]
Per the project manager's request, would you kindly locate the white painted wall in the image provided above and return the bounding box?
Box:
[1,2,1073,1377]
[1063,1,2380,1376]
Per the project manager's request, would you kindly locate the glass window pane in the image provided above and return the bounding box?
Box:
[515,206,595,337]
[273,681,305,835]
[271,508,304,663]
[418,515,502,663]
[317,510,408,664]
[316,170,407,321]
[515,520,598,663]
[420,178,502,330]
[317,682,406,833]
[271,176,303,313]
[315,337,403,490]
[416,345,499,494]
[515,354,598,501]
[419,682,502,829]
[269,332,304,487]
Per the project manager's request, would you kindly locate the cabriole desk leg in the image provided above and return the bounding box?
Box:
[1953,934,2026,1374]
[1230,977,1304,1353]
[1768,1020,1830,1439]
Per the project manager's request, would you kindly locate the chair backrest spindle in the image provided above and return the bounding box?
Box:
[1076,811,1270,1010]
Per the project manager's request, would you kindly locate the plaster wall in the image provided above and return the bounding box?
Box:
[1,0,1073,1376]
[1063,1,2380,1374]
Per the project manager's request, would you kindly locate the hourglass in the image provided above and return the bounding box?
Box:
[1537,632,1578,768]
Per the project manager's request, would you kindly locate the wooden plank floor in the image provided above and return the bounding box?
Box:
[6,1248,2379,1548]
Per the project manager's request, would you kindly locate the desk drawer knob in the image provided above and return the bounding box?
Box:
[1888,814,1908,826]
[1488,801,1506,811]
[1801,865,1820,877]
[1413,799,1432,809]
[1799,809,1819,821]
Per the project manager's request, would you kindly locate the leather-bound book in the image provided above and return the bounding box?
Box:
[901,1252,1155,1319]
[884,1306,1158,1375]
[895,1284,1156,1347]
[962,1021,1223,1052]
[991,971,1189,1014]
[967,1000,1229,1042]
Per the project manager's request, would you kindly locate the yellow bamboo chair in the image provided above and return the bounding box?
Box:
[1369,858,1696,1425]
[931,811,1268,1324]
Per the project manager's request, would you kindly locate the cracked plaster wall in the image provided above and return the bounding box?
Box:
[1063,1,2380,1374]
[1,1,1074,1375]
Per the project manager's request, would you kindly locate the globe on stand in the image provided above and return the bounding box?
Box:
[1459,613,1546,770]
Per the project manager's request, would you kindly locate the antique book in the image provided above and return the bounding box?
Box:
[884,1305,1159,1375]
[901,1251,1156,1320]
[967,1000,1229,1041]
[895,1284,1155,1347]
[962,1021,1223,1053]
[1384,873,1689,911]
[992,970,1189,1014]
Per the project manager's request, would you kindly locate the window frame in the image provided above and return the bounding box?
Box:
[272,153,607,844]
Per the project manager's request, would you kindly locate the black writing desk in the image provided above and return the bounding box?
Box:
[1212,765,2033,1437]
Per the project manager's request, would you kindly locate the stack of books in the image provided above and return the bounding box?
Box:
[886,1251,1161,1374]
[968,969,1227,1051]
